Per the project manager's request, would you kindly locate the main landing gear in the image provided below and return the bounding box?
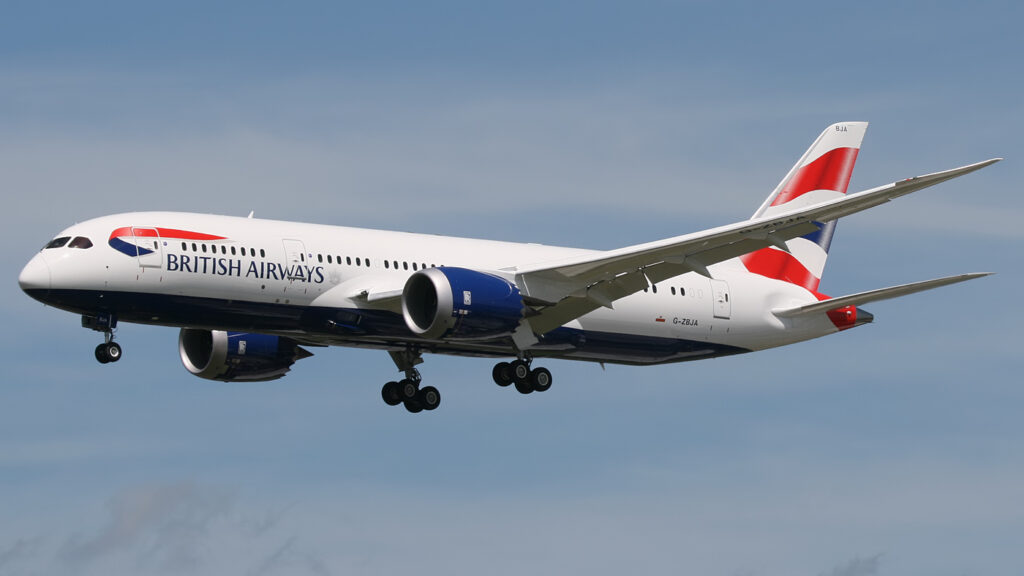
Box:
[382,349,440,413]
[379,350,553,414]
[83,313,122,364]
[381,370,441,413]
[491,358,552,394]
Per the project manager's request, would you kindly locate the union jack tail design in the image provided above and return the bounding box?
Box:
[741,122,868,293]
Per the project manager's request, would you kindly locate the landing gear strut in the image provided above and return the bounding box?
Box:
[492,357,553,394]
[382,348,440,413]
[83,313,122,364]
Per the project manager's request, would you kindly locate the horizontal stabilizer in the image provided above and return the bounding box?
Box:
[771,273,992,318]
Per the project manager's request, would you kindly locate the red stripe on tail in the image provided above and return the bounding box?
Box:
[740,248,820,292]
[771,147,859,206]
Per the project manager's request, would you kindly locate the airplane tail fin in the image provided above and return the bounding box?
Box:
[740,122,869,292]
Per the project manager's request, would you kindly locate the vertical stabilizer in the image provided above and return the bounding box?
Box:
[741,122,868,292]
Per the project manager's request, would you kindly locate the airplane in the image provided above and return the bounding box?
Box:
[18,122,999,413]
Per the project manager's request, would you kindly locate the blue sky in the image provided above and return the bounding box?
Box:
[2,1,1022,574]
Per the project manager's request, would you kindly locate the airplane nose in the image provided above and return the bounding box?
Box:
[19,254,51,295]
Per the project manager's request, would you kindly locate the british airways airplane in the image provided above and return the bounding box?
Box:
[18,123,998,413]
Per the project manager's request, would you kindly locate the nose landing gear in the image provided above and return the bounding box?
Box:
[83,313,122,364]
[95,340,122,364]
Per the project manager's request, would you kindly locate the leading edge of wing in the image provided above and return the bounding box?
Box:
[512,158,1001,305]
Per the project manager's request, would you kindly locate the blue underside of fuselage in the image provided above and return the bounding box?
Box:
[25,289,749,365]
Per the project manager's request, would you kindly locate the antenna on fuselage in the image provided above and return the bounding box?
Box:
[247,211,254,219]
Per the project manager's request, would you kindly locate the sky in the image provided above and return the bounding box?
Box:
[1,1,1022,574]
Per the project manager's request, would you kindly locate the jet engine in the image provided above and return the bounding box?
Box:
[178,328,312,382]
[402,267,524,340]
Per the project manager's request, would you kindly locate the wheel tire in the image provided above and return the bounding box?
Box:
[492,362,513,387]
[404,399,424,413]
[514,378,534,395]
[419,386,441,411]
[531,367,552,392]
[399,378,419,401]
[95,344,110,364]
[381,381,403,406]
[511,360,531,384]
[105,342,122,362]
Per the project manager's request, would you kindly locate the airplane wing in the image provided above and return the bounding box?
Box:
[771,273,992,318]
[510,158,1000,334]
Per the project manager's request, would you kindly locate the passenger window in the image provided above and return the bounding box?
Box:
[260,249,265,258]
[346,257,352,265]
[365,258,371,267]
[231,246,236,256]
[221,246,227,254]
[412,263,418,271]
[192,243,198,252]
[671,287,676,295]
[201,244,208,253]
[69,237,93,249]
[403,262,409,270]
[680,287,686,296]
[355,257,361,266]
[384,261,390,269]
[317,254,323,263]
[181,242,187,251]
[328,255,333,264]
[652,284,658,294]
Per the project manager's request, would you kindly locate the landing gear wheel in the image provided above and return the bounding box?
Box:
[381,381,403,406]
[514,378,534,395]
[399,378,419,401]
[94,342,121,364]
[105,342,122,363]
[492,362,513,387]
[511,360,531,384]
[530,367,552,392]
[404,399,424,413]
[418,386,441,411]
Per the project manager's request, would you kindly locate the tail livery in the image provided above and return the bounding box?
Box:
[741,122,868,293]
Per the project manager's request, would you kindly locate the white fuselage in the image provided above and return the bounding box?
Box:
[20,211,842,366]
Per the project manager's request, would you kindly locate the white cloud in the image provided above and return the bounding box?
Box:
[818,554,884,576]
[58,483,235,572]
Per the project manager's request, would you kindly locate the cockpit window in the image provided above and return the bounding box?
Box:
[68,236,93,249]
[44,236,71,249]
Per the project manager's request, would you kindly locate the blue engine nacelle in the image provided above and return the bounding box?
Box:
[402,267,525,340]
[178,329,312,382]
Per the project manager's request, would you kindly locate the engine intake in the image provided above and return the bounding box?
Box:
[179,328,312,382]
[402,267,524,340]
